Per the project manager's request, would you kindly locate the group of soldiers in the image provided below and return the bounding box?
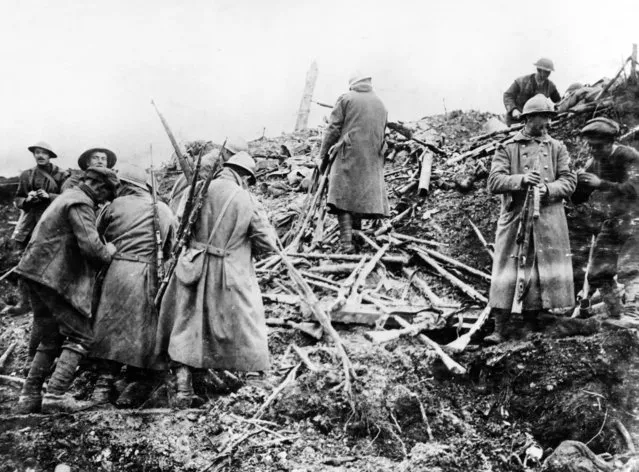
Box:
[9,139,277,414]
[5,63,639,414]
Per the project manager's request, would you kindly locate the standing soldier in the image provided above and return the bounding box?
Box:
[156,152,276,408]
[168,138,249,217]
[61,147,117,192]
[89,163,176,407]
[574,118,639,321]
[318,72,389,253]
[503,58,562,126]
[3,142,69,316]
[13,167,119,414]
[486,94,577,343]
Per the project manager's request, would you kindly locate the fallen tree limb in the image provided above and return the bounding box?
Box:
[413,247,488,304]
[253,363,301,420]
[446,305,491,353]
[467,217,494,259]
[291,345,320,372]
[419,247,491,281]
[0,374,24,388]
[288,252,409,264]
[390,232,447,248]
[402,268,460,308]
[0,342,17,371]
[364,314,444,344]
[391,316,466,375]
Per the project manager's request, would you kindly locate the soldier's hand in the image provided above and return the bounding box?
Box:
[25,192,37,203]
[36,189,49,200]
[578,172,602,188]
[106,243,117,257]
[538,184,548,199]
[512,109,522,120]
[522,171,541,187]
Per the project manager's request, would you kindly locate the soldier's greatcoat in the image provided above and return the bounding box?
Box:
[156,167,275,371]
[488,131,576,310]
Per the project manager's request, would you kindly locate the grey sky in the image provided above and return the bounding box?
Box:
[0,0,637,175]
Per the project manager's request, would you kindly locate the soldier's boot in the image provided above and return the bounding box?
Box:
[42,349,96,414]
[90,360,120,405]
[116,368,158,409]
[623,279,639,318]
[600,281,624,319]
[519,311,538,340]
[337,212,355,254]
[174,365,195,409]
[2,279,32,316]
[13,350,56,414]
[484,309,508,344]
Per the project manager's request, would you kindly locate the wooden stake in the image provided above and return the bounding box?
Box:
[294,61,319,132]
[418,150,433,194]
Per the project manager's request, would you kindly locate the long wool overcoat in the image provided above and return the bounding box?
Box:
[319,81,389,218]
[156,167,276,371]
[488,131,577,310]
[91,186,176,370]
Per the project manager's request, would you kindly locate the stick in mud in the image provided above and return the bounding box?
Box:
[446,305,491,354]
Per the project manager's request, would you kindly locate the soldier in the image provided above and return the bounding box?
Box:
[318,72,389,253]
[156,152,276,408]
[3,142,69,317]
[574,117,639,321]
[486,94,577,343]
[61,147,117,192]
[13,167,119,414]
[168,138,249,217]
[503,58,562,126]
[89,163,176,407]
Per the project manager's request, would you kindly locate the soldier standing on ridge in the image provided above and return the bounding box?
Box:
[13,167,119,414]
[90,163,176,408]
[486,94,576,343]
[504,58,562,126]
[156,152,276,408]
[318,72,389,253]
[3,142,69,317]
[573,117,639,322]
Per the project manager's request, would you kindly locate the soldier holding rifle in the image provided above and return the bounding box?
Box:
[486,94,576,343]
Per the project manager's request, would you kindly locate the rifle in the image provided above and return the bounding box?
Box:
[511,154,541,314]
[571,234,596,318]
[149,144,164,280]
[151,99,194,181]
[154,149,204,307]
[154,141,226,308]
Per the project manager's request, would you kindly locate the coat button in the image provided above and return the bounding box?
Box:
[524,166,529,171]
[544,178,549,182]
[544,165,548,169]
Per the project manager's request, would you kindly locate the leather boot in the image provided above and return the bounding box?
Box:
[623,279,639,318]
[337,212,355,254]
[13,350,56,414]
[174,365,195,409]
[90,361,120,405]
[42,349,95,414]
[519,311,538,340]
[600,281,623,319]
[485,309,508,344]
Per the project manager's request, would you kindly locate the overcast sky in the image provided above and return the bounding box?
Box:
[0,0,637,176]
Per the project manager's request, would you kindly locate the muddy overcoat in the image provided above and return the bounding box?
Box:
[319,81,389,218]
[15,187,112,317]
[91,186,176,370]
[156,167,276,371]
[488,131,577,310]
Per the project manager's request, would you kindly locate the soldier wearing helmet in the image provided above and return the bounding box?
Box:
[156,150,276,407]
[3,142,69,317]
[61,147,118,192]
[503,58,562,126]
[89,163,176,408]
[571,118,639,323]
[486,94,577,343]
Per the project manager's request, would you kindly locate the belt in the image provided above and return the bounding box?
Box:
[113,253,153,264]
[191,241,230,258]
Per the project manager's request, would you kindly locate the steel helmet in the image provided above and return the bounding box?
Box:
[28,141,57,158]
[223,137,249,156]
[78,147,117,170]
[224,151,257,181]
[521,94,557,117]
[533,58,555,72]
[117,163,149,190]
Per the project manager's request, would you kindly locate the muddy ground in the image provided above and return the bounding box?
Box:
[2,88,639,471]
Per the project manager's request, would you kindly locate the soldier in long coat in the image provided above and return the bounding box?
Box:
[486,95,576,343]
[156,151,276,407]
[90,164,176,407]
[13,167,119,414]
[4,142,69,317]
[319,72,389,253]
[503,58,561,126]
[574,117,639,320]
